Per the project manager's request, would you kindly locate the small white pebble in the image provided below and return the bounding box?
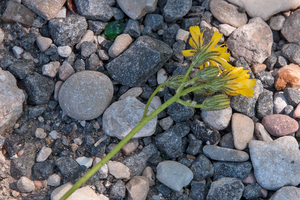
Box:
[49,130,60,139]
[17,177,35,193]
[176,29,190,42]
[157,68,168,85]
[73,138,83,145]
[35,128,47,139]
[57,46,72,57]
[76,157,93,168]
[38,116,44,123]
[12,46,24,58]
[0,28,4,44]
[47,174,61,186]
[42,61,60,78]
[36,146,52,162]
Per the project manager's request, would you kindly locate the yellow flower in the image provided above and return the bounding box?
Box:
[220,67,256,97]
[182,26,233,70]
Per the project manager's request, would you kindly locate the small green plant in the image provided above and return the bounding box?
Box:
[60,26,256,199]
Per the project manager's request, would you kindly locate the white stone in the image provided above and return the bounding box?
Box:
[107,161,130,179]
[274,91,288,114]
[103,96,157,139]
[269,15,286,31]
[156,161,193,191]
[219,24,236,36]
[117,0,158,20]
[157,68,168,85]
[0,28,4,44]
[49,130,60,139]
[108,34,133,58]
[126,176,149,200]
[47,174,61,187]
[249,136,300,190]
[176,29,190,43]
[0,68,25,135]
[36,36,53,52]
[55,6,66,18]
[12,46,24,58]
[227,0,300,21]
[254,123,273,142]
[76,157,93,168]
[232,113,254,150]
[36,146,52,162]
[42,61,60,78]
[76,30,94,49]
[57,46,72,58]
[17,177,35,193]
[93,158,108,179]
[22,52,34,61]
[35,128,47,139]
[73,138,83,145]
[119,87,143,100]
[201,106,232,130]
[159,116,174,130]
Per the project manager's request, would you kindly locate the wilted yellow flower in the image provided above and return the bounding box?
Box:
[182,26,233,70]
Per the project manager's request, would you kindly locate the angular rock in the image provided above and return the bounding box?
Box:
[36,146,52,162]
[190,154,214,181]
[191,119,220,145]
[203,145,249,162]
[74,0,113,21]
[213,161,252,180]
[270,186,300,200]
[243,183,261,200]
[281,44,300,66]
[36,36,52,52]
[227,17,273,65]
[110,180,126,199]
[126,176,149,200]
[117,0,158,20]
[254,123,273,142]
[249,136,300,190]
[162,0,192,23]
[123,19,141,38]
[269,15,286,31]
[284,88,300,107]
[59,71,113,120]
[275,63,300,90]
[190,180,208,200]
[201,106,232,130]
[165,94,194,122]
[257,90,274,119]
[281,9,300,45]
[107,161,130,179]
[32,161,54,180]
[107,36,172,87]
[274,91,288,114]
[42,61,60,78]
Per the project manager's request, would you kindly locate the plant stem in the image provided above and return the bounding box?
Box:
[176,99,203,108]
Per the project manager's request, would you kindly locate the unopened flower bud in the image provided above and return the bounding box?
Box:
[166,75,190,89]
[202,94,230,111]
[198,66,219,81]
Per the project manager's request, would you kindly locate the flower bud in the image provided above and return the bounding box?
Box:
[166,75,190,89]
[202,94,230,111]
[198,66,219,81]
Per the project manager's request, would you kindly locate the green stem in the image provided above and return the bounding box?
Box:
[60,94,181,200]
[177,99,203,108]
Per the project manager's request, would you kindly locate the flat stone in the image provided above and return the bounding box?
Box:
[227,17,273,65]
[17,176,35,193]
[201,106,232,130]
[249,136,300,190]
[51,183,99,200]
[270,186,300,200]
[156,161,193,192]
[162,0,192,23]
[126,176,149,200]
[231,113,254,150]
[251,64,267,74]
[117,0,158,20]
[108,34,133,58]
[275,63,300,90]
[262,114,299,137]
[210,0,248,27]
[22,0,66,20]
[74,0,113,21]
[213,161,252,180]
[203,145,249,162]
[119,87,143,100]
[107,161,130,179]
[107,36,172,87]
[227,0,300,21]
[76,157,93,168]
[281,9,300,45]
[58,71,113,120]
[103,96,157,139]
[0,68,25,135]
[254,123,273,142]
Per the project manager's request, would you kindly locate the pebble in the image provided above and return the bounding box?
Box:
[117,0,158,20]
[275,63,300,90]
[42,61,60,78]
[190,154,214,180]
[159,116,174,130]
[273,91,288,114]
[17,176,35,193]
[58,71,113,120]
[281,9,300,45]
[107,161,130,179]
[231,113,254,150]
[0,151,5,165]
[98,194,109,200]
[57,46,72,58]
[257,90,274,119]
[51,183,99,200]
[58,61,75,81]
[243,183,261,200]
[119,87,143,100]
[203,145,249,162]
[36,36,53,52]
[76,30,94,50]
[254,123,273,142]
[93,158,108,179]
[0,28,4,44]
[219,132,234,149]
[33,180,43,190]
[207,177,244,200]
[270,186,300,200]
[121,139,139,155]
[269,15,286,31]
[49,130,60,139]
[55,6,67,18]
[281,44,300,66]
[218,24,236,36]
[76,157,93,168]
[176,29,190,43]
[74,0,113,21]
[156,161,193,192]
[251,64,267,74]
[157,68,168,85]
[142,166,155,186]
[12,46,24,59]
[103,96,157,139]
[36,146,52,162]
[262,114,299,136]
[126,176,149,200]
[162,0,192,22]
[47,174,61,187]
[191,119,220,145]
[108,34,132,58]
[210,0,248,27]
[35,128,47,139]
[284,88,300,106]
[249,136,300,190]
[201,106,232,130]
[213,161,252,180]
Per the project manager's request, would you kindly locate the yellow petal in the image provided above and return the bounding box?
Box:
[189,26,201,48]
[210,31,223,49]
[189,37,197,49]
[182,49,196,57]
[212,57,233,70]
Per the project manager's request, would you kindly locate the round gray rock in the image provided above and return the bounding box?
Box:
[58,71,113,120]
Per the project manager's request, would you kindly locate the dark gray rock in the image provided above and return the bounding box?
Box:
[275,55,288,68]
[157,184,172,197]
[123,19,141,38]
[281,43,300,66]
[163,24,181,47]
[264,52,277,70]
[190,154,214,180]
[190,119,220,145]
[202,11,213,23]
[257,90,274,119]
[173,122,190,137]
[207,177,244,200]
[213,161,252,180]
[107,36,172,87]
[186,6,205,18]
[74,0,113,21]
[73,59,85,72]
[7,60,31,79]
[190,180,208,200]
[243,183,261,200]
[121,144,158,177]
[186,134,203,155]
[112,7,125,20]
[88,20,107,35]
[32,161,54,180]
[48,14,88,46]
[255,71,274,89]
[201,0,212,10]
[110,180,126,199]
[178,156,194,167]
[55,157,80,178]
[28,105,47,118]
[144,14,164,31]
[180,17,201,30]
[86,53,103,71]
[81,41,97,59]
[172,40,185,63]
[155,126,183,159]
[163,0,192,22]
[219,132,234,149]
[284,88,300,107]
[284,105,294,118]
[21,73,54,105]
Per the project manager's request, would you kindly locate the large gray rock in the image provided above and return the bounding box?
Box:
[227,17,273,65]
[162,0,192,23]
[107,36,172,87]
[117,0,158,20]
[102,96,157,139]
[249,136,300,190]
[201,106,232,130]
[282,10,300,46]
[203,145,249,162]
[0,68,25,135]
[59,71,113,121]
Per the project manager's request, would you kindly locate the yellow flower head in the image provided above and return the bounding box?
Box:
[182,26,233,70]
[220,67,257,97]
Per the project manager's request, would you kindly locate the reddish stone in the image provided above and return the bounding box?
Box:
[262,114,299,137]
[293,103,300,118]
[275,64,300,90]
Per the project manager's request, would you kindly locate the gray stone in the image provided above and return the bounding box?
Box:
[32,160,54,180]
[281,9,300,46]
[163,0,192,22]
[284,105,294,118]
[172,40,185,63]
[156,161,193,191]
[17,176,35,193]
[257,90,274,119]
[107,36,172,87]
[249,136,300,190]
[110,180,126,199]
[86,53,103,71]
[254,123,273,142]
[124,19,141,38]
[144,14,164,31]
[59,71,113,120]
[58,61,75,81]
[243,183,261,200]
[213,161,252,180]
[203,145,249,162]
[186,134,203,156]
[255,71,274,90]
[219,132,235,149]
[191,119,220,145]
[284,88,300,107]
[207,177,244,200]
[81,41,97,59]
[201,106,232,130]
[180,17,201,30]
[270,186,300,200]
[55,157,79,179]
[190,154,214,181]
[274,91,288,114]
[36,146,52,162]
[49,14,88,46]
[163,24,181,47]
[190,180,208,200]
[117,0,158,20]
[88,20,107,35]
[281,43,300,66]
[74,0,113,21]
[112,7,125,20]
[264,52,277,70]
